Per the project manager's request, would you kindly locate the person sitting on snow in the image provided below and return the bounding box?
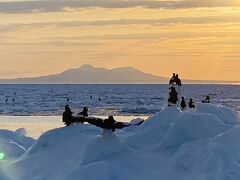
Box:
[168,86,178,106]
[180,97,186,110]
[63,105,88,126]
[78,107,88,117]
[202,96,210,103]
[169,73,176,85]
[62,105,74,126]
[189,98,195,108]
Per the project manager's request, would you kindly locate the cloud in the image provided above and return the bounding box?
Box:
[1,14,240,35]
[0,0,239,13]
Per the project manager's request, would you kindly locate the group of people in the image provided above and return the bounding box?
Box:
[168,73,183,106]
[62,105,133,131]
[168,73,210,110]
[169,73,182,86]
[62,73,212,129]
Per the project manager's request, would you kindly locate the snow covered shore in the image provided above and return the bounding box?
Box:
[1,104,240,180]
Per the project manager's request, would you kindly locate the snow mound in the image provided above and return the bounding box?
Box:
[3,104,240,180]
[160,110,232,152]
[81,130,132,165]
[170,125,240,180]
[0,129,35,159]
[197,104,240,125]
[13,124,101,180]
[15,128,27,136]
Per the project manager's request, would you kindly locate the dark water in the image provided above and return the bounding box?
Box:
[0,84,239,116]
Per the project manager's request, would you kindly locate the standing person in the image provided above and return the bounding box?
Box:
[189,98,195,108]
[169,73,176,85]
[180,97,186,110]
[175,74,182,107]
[62,105,73,126]
[168,87,178,106]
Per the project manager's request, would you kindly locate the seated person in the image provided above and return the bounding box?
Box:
[202,96,210,103]
[189,98,195,108]
[180,96,186,110]
[78,107,88,117]
[63,106,88,125]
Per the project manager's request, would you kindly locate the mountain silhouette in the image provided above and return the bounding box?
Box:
[0,65,169,84]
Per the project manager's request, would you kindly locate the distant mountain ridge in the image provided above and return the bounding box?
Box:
[0,64,169,84]
[0,64,237,84]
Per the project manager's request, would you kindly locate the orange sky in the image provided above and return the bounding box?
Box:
[0,0,240,81]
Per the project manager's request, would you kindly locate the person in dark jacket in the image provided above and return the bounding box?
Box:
[189,98,195,108]
[180,97,186,110]
[202,96,210,103]
[62,105,73,126]
[175,74,182,86]
[168,86,178,106]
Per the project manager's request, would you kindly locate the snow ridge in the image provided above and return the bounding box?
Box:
[1,104,240,180]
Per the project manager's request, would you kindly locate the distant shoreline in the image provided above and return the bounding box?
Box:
[0,83,239,85]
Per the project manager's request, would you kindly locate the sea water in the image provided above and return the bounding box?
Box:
[0,84,239,138]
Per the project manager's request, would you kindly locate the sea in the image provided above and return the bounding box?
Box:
[0,84,239,138]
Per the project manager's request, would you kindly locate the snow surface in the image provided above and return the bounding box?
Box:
[1,104,240,180]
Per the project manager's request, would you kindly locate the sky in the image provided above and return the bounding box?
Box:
[0,0,240,81]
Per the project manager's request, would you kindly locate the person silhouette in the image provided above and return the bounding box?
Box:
[180,97,186,110]
[175,74,182,86]
[189,98,195,108]
[78,107,88,117]
[168,86,178,106]
[62,105,73,126]
[169,73,176,85]
[202,96,210,103]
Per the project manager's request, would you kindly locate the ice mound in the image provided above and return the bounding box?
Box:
[12,124,100,180]
[161,110,232,153]
[0,129,35,159]
[15,128,27,136]
[3,104,240,180]
[125,107,182,150]
[0,141,25,160]
[81,130,132,165]
[197,104,239,125]
[170,125,240,180]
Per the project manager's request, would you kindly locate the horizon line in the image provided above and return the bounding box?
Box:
[0,64,239,83]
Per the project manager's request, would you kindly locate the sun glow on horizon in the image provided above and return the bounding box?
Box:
[0,2,239,81]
